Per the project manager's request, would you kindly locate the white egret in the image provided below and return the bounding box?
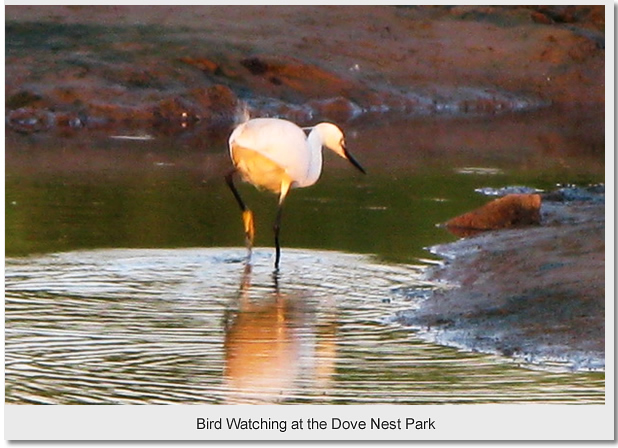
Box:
[226,117,366,269]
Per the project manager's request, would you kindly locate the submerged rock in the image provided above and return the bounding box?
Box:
[475,185,544,196]
[7,107,56,133]
[542,184,605,203]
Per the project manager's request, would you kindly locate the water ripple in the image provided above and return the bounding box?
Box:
[5,248,604,404]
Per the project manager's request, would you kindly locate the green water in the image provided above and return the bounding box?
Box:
[5,109,604,263]
[5,109,605,404]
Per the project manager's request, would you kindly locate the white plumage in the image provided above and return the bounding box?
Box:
[226,117,365,269]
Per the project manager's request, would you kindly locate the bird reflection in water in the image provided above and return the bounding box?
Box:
[223,264,337,404]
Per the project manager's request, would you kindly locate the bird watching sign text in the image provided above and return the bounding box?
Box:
[196,416,436,433]
[5,405,611,440]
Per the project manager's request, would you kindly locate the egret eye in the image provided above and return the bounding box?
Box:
[228,118,363,269]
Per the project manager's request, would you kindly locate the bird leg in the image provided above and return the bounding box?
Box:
[273,182,290,271]
[242,209,255,249]
[273,204,283,271]
[225,169,255,253]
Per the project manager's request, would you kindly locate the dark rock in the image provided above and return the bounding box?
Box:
[152,85,238,129]
[190,85,238,119]
[307,97,363,122]
[153,97,199,124]
[236,54,363,105]
[178,56,220,75]
[7,107,55,133]
[6,90,44,109]
[530,6,605,31]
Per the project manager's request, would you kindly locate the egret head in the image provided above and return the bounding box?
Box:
[314,122,366,174]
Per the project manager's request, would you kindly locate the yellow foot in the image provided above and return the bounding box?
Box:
[242,210,255,249]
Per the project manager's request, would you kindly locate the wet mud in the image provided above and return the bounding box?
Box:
[397,186,605,371]
[5,6,604,134]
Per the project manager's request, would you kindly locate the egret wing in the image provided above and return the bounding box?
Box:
[229,118,312,186]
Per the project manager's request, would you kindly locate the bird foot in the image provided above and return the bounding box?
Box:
[242,210,255,249]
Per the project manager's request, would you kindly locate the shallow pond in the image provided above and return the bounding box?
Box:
[5,107,605,404]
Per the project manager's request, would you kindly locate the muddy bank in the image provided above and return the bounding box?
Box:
[5,6,604,134]
[396,187,605,371]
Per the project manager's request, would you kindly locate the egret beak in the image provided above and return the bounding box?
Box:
[343,147,366,174]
